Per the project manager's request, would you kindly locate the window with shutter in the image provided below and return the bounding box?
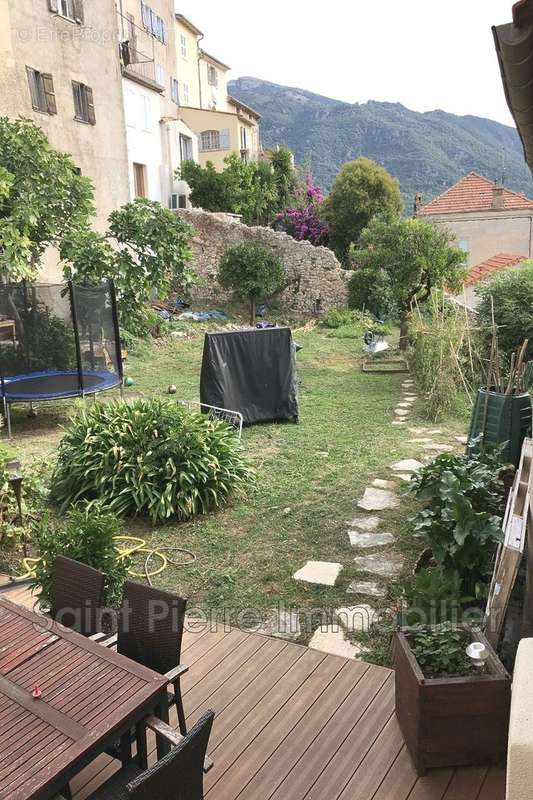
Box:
[48,0,59,12]
[200,130,221,152]
[170,78,179,105]
[42,74,57,115]
[72,81,95,124]
[73,0,84,24]
[219,129,230,150]
[86,87,95,124]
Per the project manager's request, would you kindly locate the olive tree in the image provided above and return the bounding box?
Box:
[219,241,285,325]
[349,217,466,349]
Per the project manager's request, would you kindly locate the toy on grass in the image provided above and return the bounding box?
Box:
[124,377,135,387]
[168,384,177,394]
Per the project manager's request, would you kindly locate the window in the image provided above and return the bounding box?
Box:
[183,83,190,104]
[207,64,218,87]
[179,134,193,161]
[26,67,57,114]
[170,78,180,105]
[72,81,95,124]
[49,0,84,23]
[180,34,187,59]
[155,64,165,87]
[133,163,147,198]
[199,129,230,152]
[240,126,248,150]
[140,1,168,44]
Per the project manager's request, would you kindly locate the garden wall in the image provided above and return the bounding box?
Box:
[177,209,351,314]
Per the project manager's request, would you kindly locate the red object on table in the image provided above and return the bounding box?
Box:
[32,686,42,700]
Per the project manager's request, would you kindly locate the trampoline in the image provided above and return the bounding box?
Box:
[0,281,123,437]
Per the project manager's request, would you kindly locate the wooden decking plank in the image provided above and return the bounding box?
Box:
[180,627,237,666]
[407,769,454,800]
[440,768,489,800]
[269,663,391,800]
[236,659,370,800]
[370,745,418,800]
[180,629,250,692]
[336,713,405,800]
[475,767,506,800]
[204,648,325,795]
[300,675,395,799]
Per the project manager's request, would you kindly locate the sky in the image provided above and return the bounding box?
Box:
[175,0,517,127]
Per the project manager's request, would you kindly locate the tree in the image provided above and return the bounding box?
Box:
[321,157,403,264]
[348,217,466,349]
[63,199,194,332]
[268,146,297,211]
[219,241,285,325]
[179,160,231,212]
[476,262,533,364]
[0,117,94,281]
[273,174,329,246]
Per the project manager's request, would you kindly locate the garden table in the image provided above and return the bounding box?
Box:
[0,596,169,800]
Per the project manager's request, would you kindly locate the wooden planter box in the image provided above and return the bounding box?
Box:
[394,626,511,774]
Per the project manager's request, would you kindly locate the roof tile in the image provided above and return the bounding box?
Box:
[464,253,527,287]
[418,172,533,215]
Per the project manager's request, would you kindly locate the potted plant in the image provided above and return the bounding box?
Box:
[394,623,510,774]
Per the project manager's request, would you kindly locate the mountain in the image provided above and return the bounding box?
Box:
[228,77,533,206]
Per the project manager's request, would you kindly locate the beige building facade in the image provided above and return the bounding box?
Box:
[0,0,131,279]
[174,14,261,170]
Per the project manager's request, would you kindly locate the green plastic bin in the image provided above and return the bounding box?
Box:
[468,388,532,466]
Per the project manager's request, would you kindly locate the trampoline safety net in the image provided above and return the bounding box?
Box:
[0,281,123,402]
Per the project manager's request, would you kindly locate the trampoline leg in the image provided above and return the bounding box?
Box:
[5,401,12,440]
[119,383,124,399]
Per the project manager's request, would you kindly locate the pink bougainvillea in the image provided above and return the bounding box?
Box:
[274,176,329,246]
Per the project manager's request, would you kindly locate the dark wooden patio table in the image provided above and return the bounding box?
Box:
[0,596,169,800]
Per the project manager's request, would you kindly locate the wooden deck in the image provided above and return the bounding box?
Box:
[1,582,506,800]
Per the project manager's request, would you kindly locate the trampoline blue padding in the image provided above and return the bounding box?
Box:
[1,370,121,402]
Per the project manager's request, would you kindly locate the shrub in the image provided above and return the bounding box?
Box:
[409,445,509,597]
[399,568,469,626]
[320,307,390,333]
[409,293,480,421]
[51,399,254,523]
[475,262,533,367]
[273,175,329,246]
[409,623,476,678]
[219,241,285,325]
[30,503,127,608]
[0,446,49,553]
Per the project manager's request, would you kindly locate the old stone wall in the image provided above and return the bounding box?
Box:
[177,209,351,314]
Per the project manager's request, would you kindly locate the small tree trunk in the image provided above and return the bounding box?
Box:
[249,296,256,327]
[399,311,409,352]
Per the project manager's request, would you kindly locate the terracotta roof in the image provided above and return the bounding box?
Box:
[418,172,533,215]
[464,253,527,287]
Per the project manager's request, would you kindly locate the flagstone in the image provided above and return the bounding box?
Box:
[390,458,423,472]
[348,515,381,531]
[371,478,397,490]
[455,435,468,444]
[347,580,386,598]
[349,530,395,548]
[293,560,342,586]
[357,487,400,511]
[396,473,413,482]
[394,408,410,417]
[354,552,404,578]
[422,443,454,452]
[334,604,378,633]
[391,420,406,426]
[252,609,301,641]
[308,625,363,659]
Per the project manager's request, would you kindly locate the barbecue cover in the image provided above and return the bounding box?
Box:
[199,328,299,425]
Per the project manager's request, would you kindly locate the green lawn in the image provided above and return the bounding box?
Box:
[4,321,470,652]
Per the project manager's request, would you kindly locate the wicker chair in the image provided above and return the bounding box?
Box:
[49,556,105,637]
[99,581,189,734]
[72,711,214,800]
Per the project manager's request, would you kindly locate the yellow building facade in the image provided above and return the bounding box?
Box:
[174,14,261,169]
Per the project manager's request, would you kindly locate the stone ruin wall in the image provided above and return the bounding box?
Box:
[177,209,352,314]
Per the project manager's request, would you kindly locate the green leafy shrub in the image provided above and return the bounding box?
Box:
[219,241,285,325]
[409,445,509,596]
[51,399,254,522]
[476,262,533,367]
[0,446,50,554]
[30,503,127,608]
[399,568,470,626]
[409,623,476,678]
[320,307,390,333]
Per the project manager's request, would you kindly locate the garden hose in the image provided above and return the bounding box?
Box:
[16,536,197,584]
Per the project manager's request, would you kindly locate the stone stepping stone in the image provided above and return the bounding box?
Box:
[293,560,342,586]
[391,420,406,426]
[428,429,443,435]
[347,580,386,598]
[396,473,413,483]
[422,443,454,452]
[403,393,418,399]
[394,408,410,417]
[334,604,378,633]
[371,478,396,490]
[251,609,301,641]
[408,427,426,434]
[411,438,433,444]
[401,381,414,388]
[455,435,468,444]
[402,398,416,405]
[390,458,423,472]
[396,402,412,409]
[354,553,403,578]
[308,625,365,659]
[349,531,395,548]
[348,516,381,531]
[357,487,399,511]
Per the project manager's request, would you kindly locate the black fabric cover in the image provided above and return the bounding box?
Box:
[200,328,299,425]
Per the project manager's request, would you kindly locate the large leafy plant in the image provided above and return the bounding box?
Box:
[409,446,509,596]
[31,503,128,608]
[51,399,254,523]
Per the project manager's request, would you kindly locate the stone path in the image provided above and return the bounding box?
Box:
[287,373,467,661]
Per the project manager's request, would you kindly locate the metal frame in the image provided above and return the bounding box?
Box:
[183,400,244,439]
